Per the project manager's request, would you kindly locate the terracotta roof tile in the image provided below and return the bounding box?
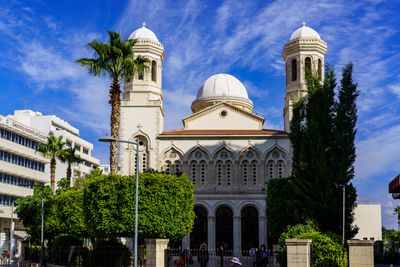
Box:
[159,129,287,135]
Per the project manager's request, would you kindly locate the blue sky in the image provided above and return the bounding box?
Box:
[1,0,400,229]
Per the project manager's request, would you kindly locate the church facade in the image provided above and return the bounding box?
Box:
[119,23,327,252]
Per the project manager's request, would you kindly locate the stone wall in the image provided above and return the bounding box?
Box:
[285,239,312,267]
[348,239,374,267]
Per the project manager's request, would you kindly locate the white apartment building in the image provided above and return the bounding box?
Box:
[0,114,49,254]
[8,110,100,183]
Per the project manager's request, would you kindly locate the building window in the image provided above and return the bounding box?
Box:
[0,173,34,188]
[74,144,81,151]
[318,59,322,78]
[291,59,297,81]
[242,160,249,186]
[278,161,284,178]
[165,160,171,175]
[151,60,157,82]
[0,194,19,206]
[190,161,197,184]
[305,57,311,71]
[226,161,232,186]
[216,161,223,186]
[66,140,72,148]
[83,147,89,155]
[138,71,144,80]
[200,161,206,186]
[0,150,45,172]
[267,161,274,179]
[251,161,257,185]
[0,128,40,150]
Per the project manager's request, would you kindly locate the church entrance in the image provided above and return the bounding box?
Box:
[190,206,208,249]
[241,206,259,251]
[215,206,233,252]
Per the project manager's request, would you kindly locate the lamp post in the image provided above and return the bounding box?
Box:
[335,183,346,248]
[99,136,141,267]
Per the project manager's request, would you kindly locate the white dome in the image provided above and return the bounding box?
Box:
[129,22,159,41]
[191,73,253,113]
[290,23,320,40]
[196,73,249,100]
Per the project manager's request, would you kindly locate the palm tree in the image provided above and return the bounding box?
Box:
[59,147,82,185]
[76,31,148,173]
[38,133,65,192]
[394,206,400,231]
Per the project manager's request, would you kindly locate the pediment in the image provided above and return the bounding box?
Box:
[182,102,265,130]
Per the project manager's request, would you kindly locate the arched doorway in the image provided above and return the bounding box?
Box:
[241,206,259,251]
[215,205,233,251]
[190,206,208,249]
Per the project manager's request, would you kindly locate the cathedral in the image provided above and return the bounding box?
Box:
[118,22,327,252]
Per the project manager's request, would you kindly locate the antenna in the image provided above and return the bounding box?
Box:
[23,98,29,109]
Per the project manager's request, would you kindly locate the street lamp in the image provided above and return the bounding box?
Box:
[335,183,346,248]
[99,135,141,267]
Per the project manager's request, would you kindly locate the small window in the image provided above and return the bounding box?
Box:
[318,59,322,78]
[83,148,89,155]
[291,59,297,81]
[151,61,157,82]
[305,57,311,70]
[138,71,144,80]
[74,144,81,151]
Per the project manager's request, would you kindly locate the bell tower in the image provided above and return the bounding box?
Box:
[282,23,327,132]
[120,23,165,175]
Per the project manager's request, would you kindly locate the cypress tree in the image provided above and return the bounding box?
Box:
[288,63,358,237]
[333,63,359,238]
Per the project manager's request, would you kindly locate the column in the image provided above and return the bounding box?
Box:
[285,239,312,267]
[259,216,266,246]
[145,238,169,267]
[181,235,190,249]
[233,216,241,255]
[347,239,374,267]
[207,216,215,250]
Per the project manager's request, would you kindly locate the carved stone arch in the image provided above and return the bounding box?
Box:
[213,201,236,217]
[128,129,153,149]
[211,144,236,162]
[239,145,262,161]
[185,145,211,162]
[263,144,289,160]
[160,145,184,161]
[239,202,262,216]
[194,202,212,216]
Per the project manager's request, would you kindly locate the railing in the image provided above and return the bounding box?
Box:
[165,248,279,267]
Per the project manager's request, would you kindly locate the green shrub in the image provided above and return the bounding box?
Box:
[278,223,347,267]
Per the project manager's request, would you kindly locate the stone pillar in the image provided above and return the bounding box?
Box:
[259,216,266,246]
[182,235,190,249]
[347,240,374,267]
[208,216,215,250]
[233,216,241,255]
[145,239,169,267]
[285,239,312,267]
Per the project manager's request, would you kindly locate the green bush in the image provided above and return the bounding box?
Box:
[278,223,347,267]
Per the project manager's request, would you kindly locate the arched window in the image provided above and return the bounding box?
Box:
[242,160,249,186]
[267,160,275,179]
[226,161,232,186]
[190,161,197,184]
[138,71,144,80]
[291,59,297,81]
[318,59,322,78]
[216,160,223,186]
[174,160,181,174]
[165,160,171,174]
[200,160,206,186]
[151,61,157,82]
[130,136,148,174]
[251,161,257,185]
[278,160,284,178]
[305,57,311,71]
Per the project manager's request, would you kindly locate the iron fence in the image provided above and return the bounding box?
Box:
[165,248,279,267]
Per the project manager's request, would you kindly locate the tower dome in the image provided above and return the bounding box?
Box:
[290,22,321,40]
[129,22,159,42]
[191,73,253,113]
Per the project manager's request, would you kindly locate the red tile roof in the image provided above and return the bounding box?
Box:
[159,129,287,135]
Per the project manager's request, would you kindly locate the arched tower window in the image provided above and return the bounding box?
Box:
[291,59,297,81]
[305,57,311,71]
[190,161,197,184]
[239,149,259,187]
[241,160,249,186]
[151,60,157,82]
[251,161,257,185]
[216,160,223,186]
[226,160,232,186]
[318,59,322,78]
[200,160,206,186]
[130,136,148,174]
[138,71,144,80]
[267,160,275,179]
[165,160,171,174]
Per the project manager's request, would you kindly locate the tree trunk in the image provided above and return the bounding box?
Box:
[50,158,56,192]
[67,163,72,184]
[109,78,121,174]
